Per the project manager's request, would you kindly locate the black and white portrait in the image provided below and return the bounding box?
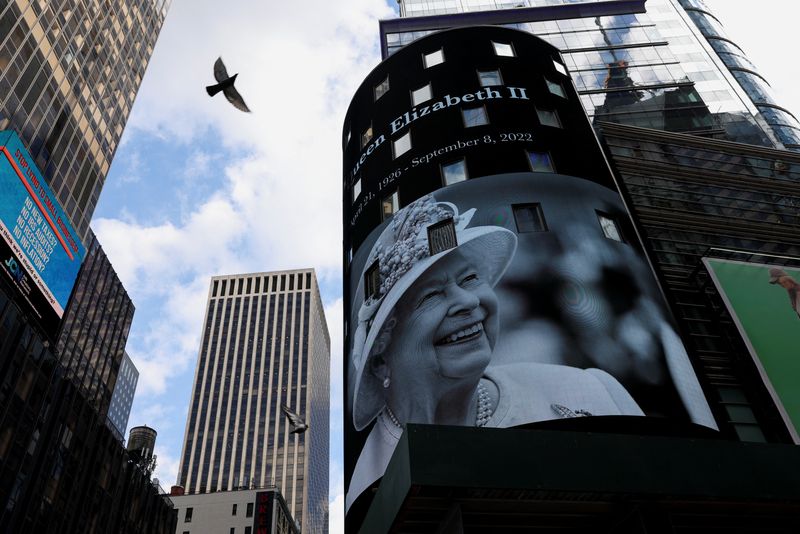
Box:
[345,173,717,510]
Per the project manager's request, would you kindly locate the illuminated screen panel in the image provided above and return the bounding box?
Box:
[0,130,85,336]
[704,258,800,443]
[342,26,719,519]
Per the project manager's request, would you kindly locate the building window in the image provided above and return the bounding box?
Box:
[230,528,235,534]
[441,159,467,186]
[382,190,399,221]
[478,69,502,87]
[411,83,432,106]
[185,507,193,522]
[361,125,373,148]
[553,58,568,76]
[245,528,252,534]
[232,503,237,515]
[462,106,488,128]
[493,41,515,57]
[536,108,561,128]
[246,502,254,517]
[545,78,566,98]
[526,150,554,173]
[597,212,624,242]
[423,48,444,68]
[374,75,389,101]
[427,218,458,255]
[352,179,361,203]
[513,203,548,233]
[364,260,380,300]
[393,131,412,159]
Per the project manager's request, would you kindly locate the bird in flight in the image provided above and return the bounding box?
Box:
[281,404,309,434]
[206,57,250,113]
[768,268,800,319]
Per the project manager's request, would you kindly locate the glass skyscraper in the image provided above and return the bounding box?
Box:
[0,0,171,238]
[107,351,139,441]
[177,269,330,534]
[385,0,800,151]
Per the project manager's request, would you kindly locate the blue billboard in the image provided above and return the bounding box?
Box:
[0,130,85,335]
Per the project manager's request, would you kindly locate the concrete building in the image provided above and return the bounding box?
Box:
[177,270,330,534]
[170,488,298,534]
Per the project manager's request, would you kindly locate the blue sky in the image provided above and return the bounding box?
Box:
[90,1,798,533]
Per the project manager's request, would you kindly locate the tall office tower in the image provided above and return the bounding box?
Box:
[0,0,171,238]
[386,0,800,151]
[108,351,139,441]
[177,270,330,534]
[0,1,175,531]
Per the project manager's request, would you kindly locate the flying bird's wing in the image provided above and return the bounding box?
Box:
[789,287,800,318]
[281,404,304,427]
[213,57,229,83]
[224,85,251,113]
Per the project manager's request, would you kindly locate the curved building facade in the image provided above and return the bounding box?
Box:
[386,0,797,152]
[342,26,717,524]
[677,0,800,150]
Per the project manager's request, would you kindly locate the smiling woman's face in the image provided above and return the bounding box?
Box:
[386,249,499,383]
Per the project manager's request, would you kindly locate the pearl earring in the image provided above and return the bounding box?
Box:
[383,376,390,388]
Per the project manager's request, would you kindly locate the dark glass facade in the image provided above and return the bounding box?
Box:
[0,282,176,534]
[599,120,800,444]
[0,0,170,238]
[387,0,799,151]
[55,230,135,421]
[177,270,330,534]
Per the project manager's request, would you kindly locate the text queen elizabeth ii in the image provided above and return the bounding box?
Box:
[345,195,643,511]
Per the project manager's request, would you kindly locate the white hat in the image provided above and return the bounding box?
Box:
[351,195,517,430]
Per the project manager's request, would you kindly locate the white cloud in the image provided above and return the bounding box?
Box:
[183,149,215,180]
[153,444,181,491]
[329,493,345,534]
[97,0,393,402]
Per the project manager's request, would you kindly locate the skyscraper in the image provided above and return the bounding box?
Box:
[0,1,175,531]
[177,269,330,534]
[0,0,171,239]
[342,20,800,532]
[384,0,800,151]
[108,351,139,441]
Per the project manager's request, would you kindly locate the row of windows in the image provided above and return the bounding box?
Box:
[349,37,568,147]
[353,98,563,204]
[372,40,516,103]
[360,69,567,150]
[363,204,624,298]
[375,148,555,221]
[212,272,313,297]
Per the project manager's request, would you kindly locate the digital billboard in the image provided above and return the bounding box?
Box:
[704,258,800,443]
[341,26,717,518]
[0,130,85,336]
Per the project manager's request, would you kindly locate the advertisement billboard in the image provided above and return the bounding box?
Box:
[342,27,717,517]
[704,258,800,443]
[0,130,85,336]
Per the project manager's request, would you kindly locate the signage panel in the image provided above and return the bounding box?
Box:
[342,26,717,517]
[704,258,800,443]
[0,130,85,335]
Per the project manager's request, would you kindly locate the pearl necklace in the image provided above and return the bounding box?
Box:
[383,382,492,429]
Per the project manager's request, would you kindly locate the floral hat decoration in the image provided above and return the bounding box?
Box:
[350,194,517,430]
